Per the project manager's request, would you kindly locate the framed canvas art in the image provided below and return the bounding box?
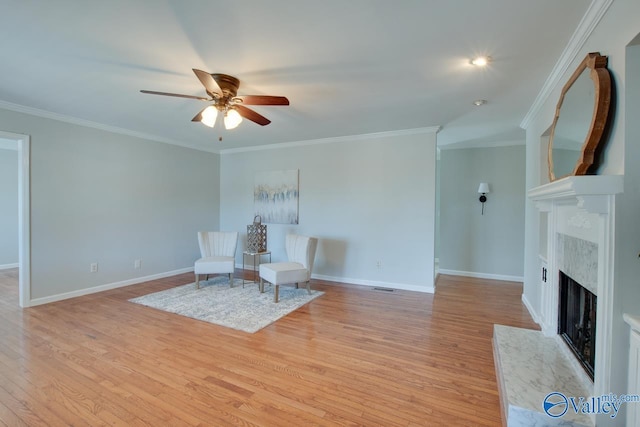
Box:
[254,169,299,224]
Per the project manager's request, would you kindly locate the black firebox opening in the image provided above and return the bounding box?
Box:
[558,271,596,380]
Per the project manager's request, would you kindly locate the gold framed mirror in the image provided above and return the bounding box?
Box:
[548,52,612,181]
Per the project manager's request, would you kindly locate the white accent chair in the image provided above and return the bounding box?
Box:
[194,231,238,289]
[259,234,318,302]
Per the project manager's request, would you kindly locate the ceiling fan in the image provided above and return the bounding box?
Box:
[140,69,289,130]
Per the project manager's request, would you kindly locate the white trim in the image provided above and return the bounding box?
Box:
[238,265,436,293]
[28,267,194,307]
[0,100,441,156]
[438,139,525,150]
[235,265,435,293]
[0,138,19,150]
[18,135,30,308]
[593,195,616,397]
[521,293,541,326]
[220,126,442,154]
[311,273,435,294]
[0,101,214,154]
[528,175,623,207]
[0,263,19,270]
[438,269,524,283]
[520,0,614,130]
[0,131,31,308]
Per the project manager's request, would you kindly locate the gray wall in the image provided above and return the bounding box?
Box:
[0,148,18,267]
[440,145,525,278]
[0,107,220,301]
[621,41,640,347]
[220,131,438,292]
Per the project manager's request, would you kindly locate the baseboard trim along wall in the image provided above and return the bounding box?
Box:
[236,265,435,293]
[313,273,436,294]
[521,293,541,326]
[28,267,194,307]
[437,269,524,283]
[0,263,19,270]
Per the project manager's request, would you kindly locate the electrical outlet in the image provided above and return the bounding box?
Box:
[134,259,141,269]
[376,260,382,269]
[90,262,98,273]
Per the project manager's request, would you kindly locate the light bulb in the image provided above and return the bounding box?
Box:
[224,109,243,130]
[470,56,491,67]
[201,106,218,128]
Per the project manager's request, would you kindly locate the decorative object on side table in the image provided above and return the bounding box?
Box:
[247,215,267,253]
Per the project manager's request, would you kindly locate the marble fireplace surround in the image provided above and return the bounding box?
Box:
[528,175,623,398]
[492,175,623,425]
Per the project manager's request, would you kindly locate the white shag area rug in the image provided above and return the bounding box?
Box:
[129,276,323,333]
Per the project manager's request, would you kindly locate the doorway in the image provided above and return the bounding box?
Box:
[0,131,30,307]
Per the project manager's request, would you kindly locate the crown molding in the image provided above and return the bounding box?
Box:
[0,100,217,153]
[220,126,441,154]
[0,99,439,155]
[520,0,614,130]
[438,139,525,150]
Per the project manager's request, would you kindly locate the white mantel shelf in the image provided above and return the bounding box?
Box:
[528,175,623,214]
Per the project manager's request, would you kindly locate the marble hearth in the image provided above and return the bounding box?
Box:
[493,175,622,426]
[494,325,593,426]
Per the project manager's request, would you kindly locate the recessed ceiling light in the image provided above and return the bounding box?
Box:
[473,99,487,106]
[470,56,491,66]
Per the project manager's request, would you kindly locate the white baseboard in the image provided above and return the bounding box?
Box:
[28,267,194,307]
[521,293,541,326]
[234,264,435,293]
[437,269,523,283]
[311,273,435,294]
[0,263,19,270]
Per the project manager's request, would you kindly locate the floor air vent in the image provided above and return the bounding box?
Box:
[373,287,394,292]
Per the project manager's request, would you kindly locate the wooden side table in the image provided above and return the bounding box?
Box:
[242,251,271,286]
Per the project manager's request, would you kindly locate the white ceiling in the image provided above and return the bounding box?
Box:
[0,1,591,153]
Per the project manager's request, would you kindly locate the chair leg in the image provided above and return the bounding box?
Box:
[274,285,279,303]
[260,278,264,293]
[196,274,200,289]
[229,273,233,287]
[306,281,311,295]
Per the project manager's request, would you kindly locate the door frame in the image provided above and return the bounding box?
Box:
[0,131,30,307]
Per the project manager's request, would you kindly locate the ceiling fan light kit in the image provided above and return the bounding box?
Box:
[470,56,491,66]
[224,109,243,130]
[140,69,289,131]
[201,106,218,128]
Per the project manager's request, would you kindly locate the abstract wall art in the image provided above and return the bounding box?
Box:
[254,169,299,224]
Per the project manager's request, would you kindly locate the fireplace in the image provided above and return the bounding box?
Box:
[558,270,596,380]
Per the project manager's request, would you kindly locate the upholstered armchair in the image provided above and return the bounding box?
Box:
[259,234,318,302]
[194,231,238,289]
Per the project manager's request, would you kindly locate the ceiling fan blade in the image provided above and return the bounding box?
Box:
[235,105,271,126]
[236,95,289,106]
[191,107,206,122]
[140,90,211,101]
[193,69,223,97]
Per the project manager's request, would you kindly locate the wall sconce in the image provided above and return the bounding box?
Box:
[478,182,490,215]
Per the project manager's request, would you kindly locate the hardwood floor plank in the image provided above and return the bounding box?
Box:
[0,269,538,426]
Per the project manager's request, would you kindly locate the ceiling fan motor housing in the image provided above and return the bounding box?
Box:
[211,74,240,104]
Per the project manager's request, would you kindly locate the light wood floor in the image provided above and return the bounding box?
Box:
[0,268,538,426]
